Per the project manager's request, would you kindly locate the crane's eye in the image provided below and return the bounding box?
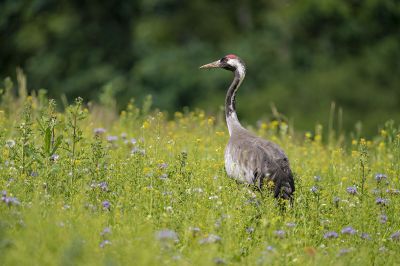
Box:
[220,57,227,63]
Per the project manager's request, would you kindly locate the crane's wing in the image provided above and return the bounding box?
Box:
[226,135,295,200]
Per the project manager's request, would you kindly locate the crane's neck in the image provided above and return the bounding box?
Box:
[225,66,245,136]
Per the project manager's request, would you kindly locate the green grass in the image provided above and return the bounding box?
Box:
[1,93,400,265]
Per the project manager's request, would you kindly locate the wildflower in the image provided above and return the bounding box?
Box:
[98,181,108,192]
[341,226,356,235]
[310,186,318,194]
[159,163,168,169]
[50,154,59,162]
[380,214,388,224]
[164,206,173,213]
[346,186,357,195]
[189,227,201,236]
[375,173,387,182]
[93,128,106,135]
[324,231,338,239]
[99,239,111,248]
[193,188,203,193]
[246,227,255,234]
[375,198,389,206]
[266,245,274,251]
[208,195,219,200]
[390,231,400,241]
[30,171,38,177]
[107,135,118,142]
[101,227,111,236]
[199,234,221,244]
[286,222,296,228]
[386,188,400,195]
[1,191,20,206]
[120,133,127,139]
[314,176,321,182]
[360,233,371,240]
[5,139,16,148]
[274,230,285,238]
[102,200,110,210]
[156,230,179,242]
[333,196,340,207]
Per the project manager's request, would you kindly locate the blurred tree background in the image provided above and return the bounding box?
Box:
[1,0,399,135]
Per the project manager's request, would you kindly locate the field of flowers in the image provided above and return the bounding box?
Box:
[1,81,400,265]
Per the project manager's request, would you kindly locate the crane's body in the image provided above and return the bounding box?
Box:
[200,54,294,200]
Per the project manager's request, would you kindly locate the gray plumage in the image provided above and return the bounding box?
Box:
[200,54,295,200]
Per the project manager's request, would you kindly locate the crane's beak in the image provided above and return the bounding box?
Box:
[199,60,221,69]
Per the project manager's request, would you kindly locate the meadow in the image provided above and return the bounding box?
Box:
[1,79,400,265]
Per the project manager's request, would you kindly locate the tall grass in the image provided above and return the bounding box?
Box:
[1,75,400,265]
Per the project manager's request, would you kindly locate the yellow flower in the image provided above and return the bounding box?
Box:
[142,121,150,129]
[380,129,387,137]
[261,122,267,130]
[216,131,225,136]
[174,112,183,119]
[351,140,357,145]
[305,132,312,139]
[271,120,279,129]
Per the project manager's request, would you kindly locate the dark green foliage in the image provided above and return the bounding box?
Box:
[1,0,399,135]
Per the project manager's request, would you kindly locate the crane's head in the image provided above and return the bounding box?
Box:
[200,54,246,77]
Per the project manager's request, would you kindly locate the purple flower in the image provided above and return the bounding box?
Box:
[159,163,168,169]
[380,214,388,224]
[310,186,318,193]
[376,198,389,206]
[266,245,274,251]
[101,227,111,236]
[98,181,108,192]
[99,239,111,248]
[93,128,106,135]
[50,154,59,162]
[386,188,400,195]
[346,186,357,195]
[341,226,356,235]
[375,173,387,182]
[102,200,110,210]
[107,135,118,142]
[274,230,285,238]
[1,191,20,206]
[199,234,221,244]
[390,231,400,241]
[333,196,340,206]
[360,232,371,240]
[156,229,179,242]
[324,231,338,239]
[189,227,201,236]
